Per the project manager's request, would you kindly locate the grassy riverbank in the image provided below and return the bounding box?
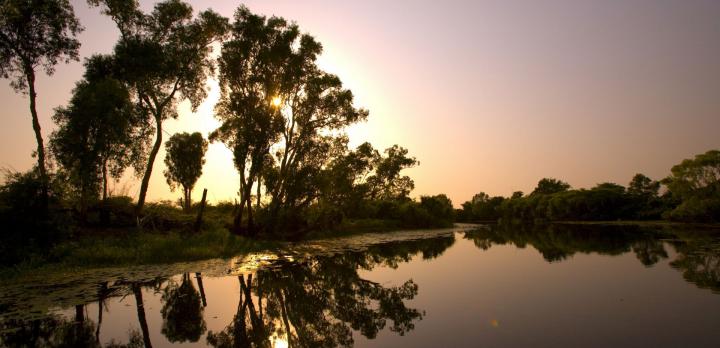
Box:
[0,215,454,279]
[0,226,280,278]
[551,220,720,230]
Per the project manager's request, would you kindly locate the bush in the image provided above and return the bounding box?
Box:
[0,170,73,265]
[664,197,720,222]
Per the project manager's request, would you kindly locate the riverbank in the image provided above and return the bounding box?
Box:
[0,226,280,279]
[0,217,456,279]
[5,218,716,279]
[551,220,720,230]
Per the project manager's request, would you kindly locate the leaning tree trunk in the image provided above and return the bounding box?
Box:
[244,183,255,235]
[136,112,163,215]
[233,172,247,235]
[133,284,153,348]
[186,186,192,212]
[25,67,48,209]
[102,161,108,201]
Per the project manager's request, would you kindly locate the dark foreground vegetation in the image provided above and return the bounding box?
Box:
[457,149,720,224]
[0,170,454,269]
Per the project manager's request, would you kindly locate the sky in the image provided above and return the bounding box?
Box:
[1,0,719,206]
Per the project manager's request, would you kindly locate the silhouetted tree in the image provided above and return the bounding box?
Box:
[210,5,290,233]
[628,173,660,197]
[663,149,720,222]
[88,0,228,215]
[0,0,82,204]
[50,56,146,215]
[532,178,571,195]
[366,145,418,200]
[459,192,505,221]
[163,132,208,212]
[161,273,206,343]
[627,173,662,219]
[212,5,367,235]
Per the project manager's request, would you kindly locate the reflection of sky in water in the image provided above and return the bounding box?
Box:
[2,225,720,347]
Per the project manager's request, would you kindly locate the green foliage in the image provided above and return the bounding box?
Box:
[211,5,369,235]
[626,173,664,220]
[532,178,571,195]
[321,142,418,219]
[51,56,148,212]
[0,0,83,188]
[663,149,720,222]
[90,0,229,212]
[163,132,208,211]
[419,194,455,226]
[457,192,506,222]
[367,145,418,200]
[0,0,82,90]
[473,176,666,223]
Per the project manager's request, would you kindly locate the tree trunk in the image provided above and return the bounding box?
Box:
[233,173,247,235]
[101,161,110,225]
[25,67,49,211]
[233,199,244,235]
[102,161,108,201]
[133,284,153,348]
[195,273,207,307]
[277,288,293,347]
[187,187,192,212]
[136,113,163,215]
[245,184,254,235]
[96,282,108,343]
[182,186,190,212]
[256,177,261,208]
[194,188,207,232]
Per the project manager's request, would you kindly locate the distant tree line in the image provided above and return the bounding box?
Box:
[457,149,720,223]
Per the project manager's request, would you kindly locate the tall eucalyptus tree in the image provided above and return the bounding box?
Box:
[0,0,82,202]
[88,0,228,214]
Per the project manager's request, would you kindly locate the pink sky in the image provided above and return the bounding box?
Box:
[1,0,719,206]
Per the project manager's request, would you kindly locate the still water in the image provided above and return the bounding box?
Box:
[1,224,719,347]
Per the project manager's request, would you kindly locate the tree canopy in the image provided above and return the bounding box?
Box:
[89,0,228,214]
[211,5,368,234]
[163,132,208,212]
[50,55,147,213]
[663,149,720,222]
[0,0,83,200]
[532,178,571,195]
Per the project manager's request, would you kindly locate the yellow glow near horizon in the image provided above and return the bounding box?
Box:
[272,96,282,107]
[273,337,289,348]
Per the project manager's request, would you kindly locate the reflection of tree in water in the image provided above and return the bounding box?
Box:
[359,236,455,269]
[0,306,144,348]
[632,239,669,266]
[464,224,720,294]
[669,238,720,293]
[208,235,455,348]
[2,235,453,347]
[161,273,207,343]
[464,224,668,265]
[0,313,97,348]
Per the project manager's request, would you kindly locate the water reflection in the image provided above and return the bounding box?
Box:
[2,226,719,347]
[463,223,720,293]
[1,234,456,347]
[464,224,668,265]
[161,273,207,343]
[669,236,720,293]
[206,235,455,348]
